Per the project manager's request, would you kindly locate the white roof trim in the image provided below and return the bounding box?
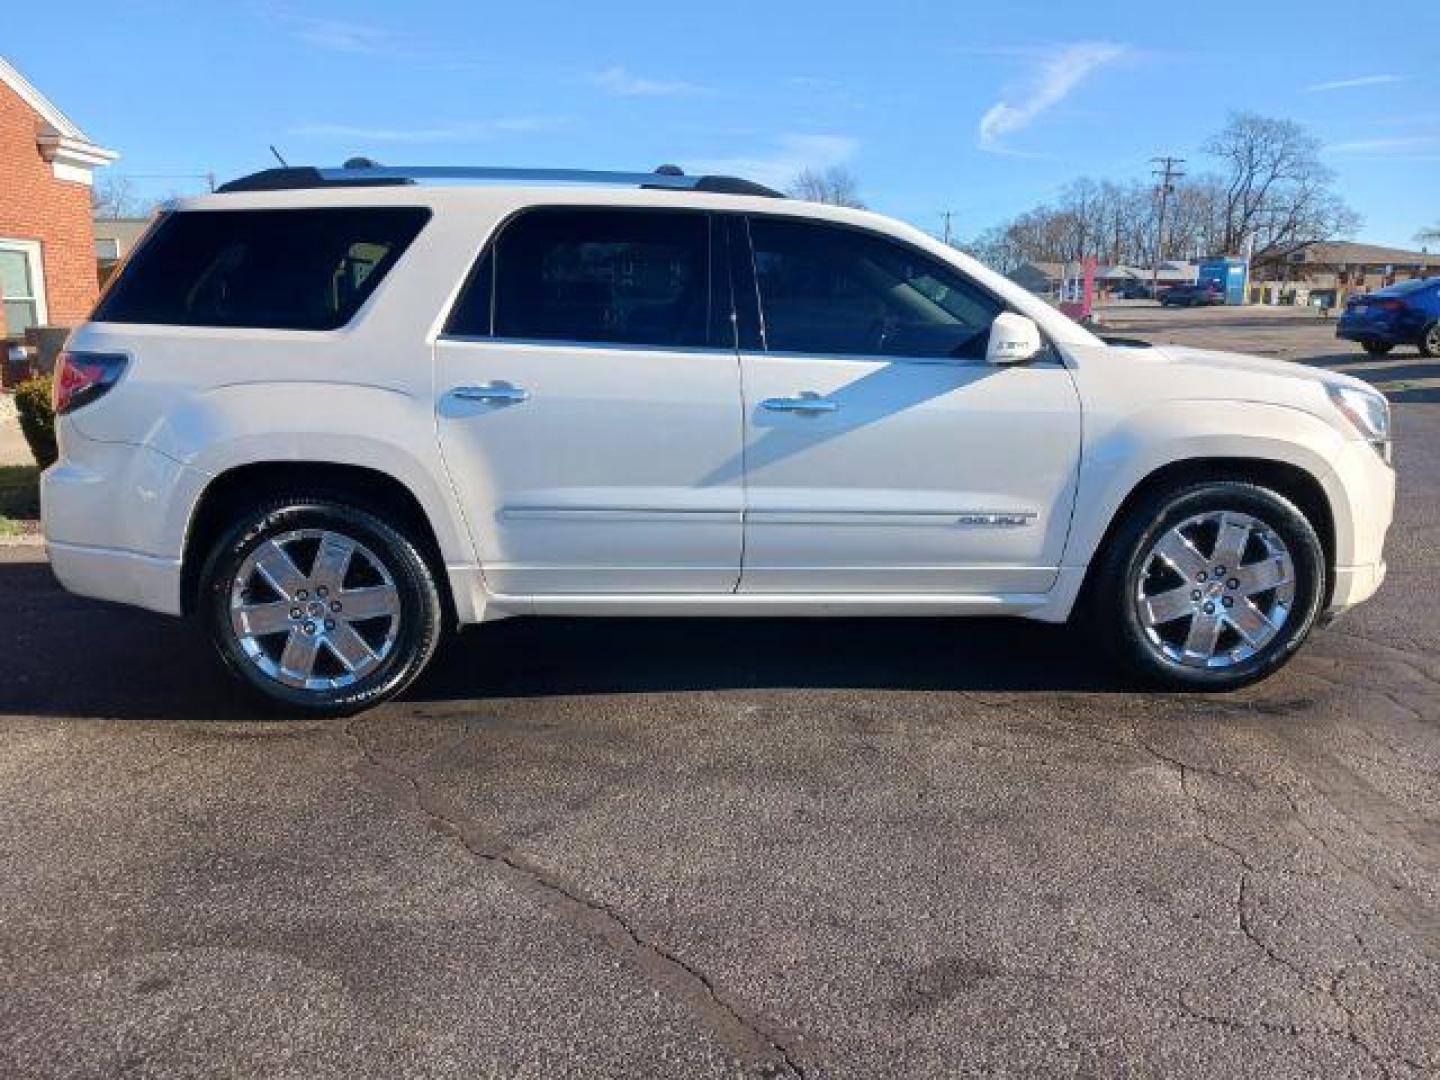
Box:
[0,54,116,161]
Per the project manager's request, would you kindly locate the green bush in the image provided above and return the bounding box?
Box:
[0,466,40,520]
[14,375,56,469]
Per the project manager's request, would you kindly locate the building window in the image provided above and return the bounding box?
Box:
[0,240,47,338]
[95,237,121,261]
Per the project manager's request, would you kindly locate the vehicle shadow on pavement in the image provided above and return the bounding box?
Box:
[413,614,1119,700]
[0,558,1120,722]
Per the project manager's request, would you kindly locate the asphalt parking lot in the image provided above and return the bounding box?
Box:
[2,306,1438,1078]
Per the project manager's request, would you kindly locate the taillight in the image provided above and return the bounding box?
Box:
[52,351,128,415]
[1375,299,1406,311]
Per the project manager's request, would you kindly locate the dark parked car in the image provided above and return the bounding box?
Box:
[1336,277,1440,357]
[1112,281,1155,300]
[1159,283,1224,307]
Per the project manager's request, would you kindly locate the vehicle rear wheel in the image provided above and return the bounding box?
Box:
[1090,481,1325,691]
[1361,340,1394,355]
[1420,322,1440,359]
[201,497,442,716]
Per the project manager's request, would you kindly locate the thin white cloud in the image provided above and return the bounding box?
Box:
[977,42,1127,153]
[1305,74,1406,93]
[686,134,859,189]
[285,15,390,54]
[289,117,564,144]
[1325,135,1437,155]
[593,66,705,98]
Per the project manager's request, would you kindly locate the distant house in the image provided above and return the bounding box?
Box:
[1097,261,1197,290]
[1008,259,1197,297]
[93,217,153,287]
[1253,241,1440,292]
[1007,261,1063,295]
[0,56,117,342]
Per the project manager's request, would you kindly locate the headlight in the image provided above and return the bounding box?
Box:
[1327,384,1391,463]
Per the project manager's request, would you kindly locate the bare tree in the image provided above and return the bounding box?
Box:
[1204,112,1358,257]
[788,166,866,208]
[91,175,148,219]
[1416,223,1440,248]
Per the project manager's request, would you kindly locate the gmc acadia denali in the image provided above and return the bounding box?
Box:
[41,163,1395,714]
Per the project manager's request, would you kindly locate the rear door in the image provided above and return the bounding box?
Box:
[732,215,1082,595]
[435,207,744,595]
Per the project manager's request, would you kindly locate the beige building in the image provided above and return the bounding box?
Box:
[1254,241,1440,293]
[93,216,154,286]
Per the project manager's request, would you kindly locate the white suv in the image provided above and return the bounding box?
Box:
[42,163,1395,714]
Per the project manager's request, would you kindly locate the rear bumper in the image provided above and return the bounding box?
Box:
[45,540,182,615]
[1336,314,1423,344]
[41,423,204,616]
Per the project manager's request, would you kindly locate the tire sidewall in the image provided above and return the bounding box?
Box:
[1421,321,1440,359]
[202,500,441,715]
[1107,483,1325,690]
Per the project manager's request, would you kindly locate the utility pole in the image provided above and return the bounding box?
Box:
[1150,156,1185,297]
[940,210,955,246]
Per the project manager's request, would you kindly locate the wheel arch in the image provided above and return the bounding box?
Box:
[1075,456,1337,610]
[180,461,455,620]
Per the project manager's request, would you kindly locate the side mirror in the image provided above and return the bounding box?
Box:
[985,312,1043,364]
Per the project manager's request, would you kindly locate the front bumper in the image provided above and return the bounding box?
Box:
[1322,438,1395,617]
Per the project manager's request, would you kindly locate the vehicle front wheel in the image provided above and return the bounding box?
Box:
[201,497,443,716]
[1089,480,1325,691]
[1420,322,1440,359]
[1361,340,1394,355]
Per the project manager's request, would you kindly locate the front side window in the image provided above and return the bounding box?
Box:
[449,208,711,348]
[93,207,430,331]
[747,217,1004,359]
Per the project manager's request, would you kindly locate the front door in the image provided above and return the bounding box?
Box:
[435,207,743,595]
[733,215,1081,595]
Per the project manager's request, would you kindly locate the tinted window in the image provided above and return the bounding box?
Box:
[747,218,1004,359]
[94,207,430,330]
[455,208,711,347]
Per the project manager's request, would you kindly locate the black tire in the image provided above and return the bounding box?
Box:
[1088,481,1326,691]
[1419,322,1440,359]
[1361,340,1394,356]
[200,497,443,716]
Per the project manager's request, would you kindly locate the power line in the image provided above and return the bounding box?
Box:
[1150,156,1185,296]
[104,172,217,192]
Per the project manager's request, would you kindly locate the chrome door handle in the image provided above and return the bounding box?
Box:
[761,394,838,414]
[452,383,530,404]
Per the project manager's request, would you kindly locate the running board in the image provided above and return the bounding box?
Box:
[483,592,1056,619]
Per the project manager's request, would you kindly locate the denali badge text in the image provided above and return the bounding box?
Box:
[955,512,1037,527]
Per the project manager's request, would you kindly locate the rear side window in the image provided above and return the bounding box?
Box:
[447,208,711,348]
[93,207,430,330]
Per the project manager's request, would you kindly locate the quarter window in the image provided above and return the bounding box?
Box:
[449,208,711,348]
[747,217,1004,359]
[92,208,430,331]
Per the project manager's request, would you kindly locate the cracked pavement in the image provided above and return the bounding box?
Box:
[2,320,1438,1076]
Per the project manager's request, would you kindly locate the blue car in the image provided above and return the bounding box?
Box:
[1336,276,1440,357]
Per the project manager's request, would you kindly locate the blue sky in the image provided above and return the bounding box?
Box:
[11,0,1437,247]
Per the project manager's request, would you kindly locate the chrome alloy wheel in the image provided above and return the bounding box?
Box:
[229,529,401,691]
[1134,510,1296,670]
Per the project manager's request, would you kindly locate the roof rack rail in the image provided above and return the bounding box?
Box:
[216,164,786,198]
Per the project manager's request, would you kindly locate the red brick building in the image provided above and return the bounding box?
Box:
[0,57,116,341]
